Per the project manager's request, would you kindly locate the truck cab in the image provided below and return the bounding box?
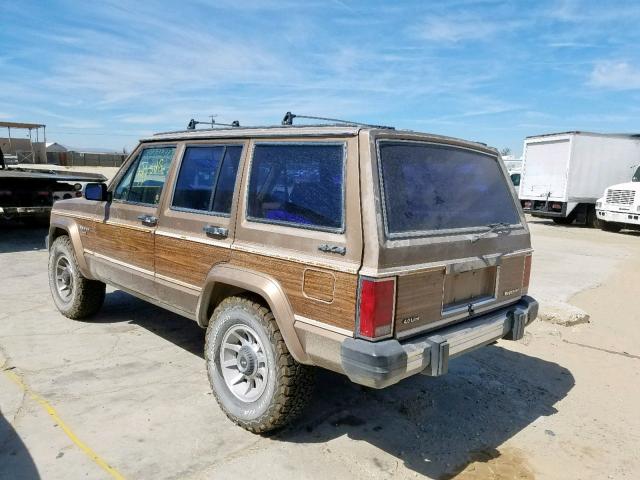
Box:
[595,166,640,232]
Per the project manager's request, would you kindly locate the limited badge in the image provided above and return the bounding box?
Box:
[402,316,420,325]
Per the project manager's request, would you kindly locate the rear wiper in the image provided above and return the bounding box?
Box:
[471,222,512,243]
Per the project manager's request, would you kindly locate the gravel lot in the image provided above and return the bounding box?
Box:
[1,219,639,479]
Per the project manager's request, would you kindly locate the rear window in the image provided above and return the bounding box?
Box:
[246,143,345,232]
[378,141,520,236]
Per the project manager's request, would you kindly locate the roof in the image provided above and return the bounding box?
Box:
[0,121,46,129]
[526,131,640,140]
[145,124,364,142]
[144,124,498,154]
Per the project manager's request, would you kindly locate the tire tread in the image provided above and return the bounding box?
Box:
[205,295,314,433]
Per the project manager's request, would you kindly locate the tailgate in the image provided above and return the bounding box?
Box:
[395,255,529,337]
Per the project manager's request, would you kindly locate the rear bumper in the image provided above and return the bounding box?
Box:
[341,295,538,388]
[521,199,566,217]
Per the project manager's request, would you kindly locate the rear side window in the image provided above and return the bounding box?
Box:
[113,147,175,205]
[172,145,242,215]
[246,143,345,231]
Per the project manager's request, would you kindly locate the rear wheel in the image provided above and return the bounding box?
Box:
[600,221,623,233]
[205,295,314,433]
[48,236,105,319]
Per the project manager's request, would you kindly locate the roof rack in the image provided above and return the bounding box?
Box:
[281,112,394,129]
[187,118,240,130]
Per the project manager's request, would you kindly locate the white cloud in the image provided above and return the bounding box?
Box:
[414,16,501,43]
[589,61,640,90]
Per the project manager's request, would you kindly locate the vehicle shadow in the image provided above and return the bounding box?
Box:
[93,291,574,479]
[271,347,573,479]
[0,412,41,480]
[0,221,48,254]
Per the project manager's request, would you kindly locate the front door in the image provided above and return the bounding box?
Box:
[154,142,245,314]
[92,145,176,300]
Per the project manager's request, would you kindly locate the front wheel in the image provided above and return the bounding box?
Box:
[48,236,106,319]
[600,221,623,233]
[586,206,601,228]
[205,295,314,433]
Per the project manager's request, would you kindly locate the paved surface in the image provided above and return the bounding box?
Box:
[1,219,639,479]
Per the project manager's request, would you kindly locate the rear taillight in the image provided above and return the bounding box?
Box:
[357,277,396,340]
[522,255,532,289]
[523,200,532,209]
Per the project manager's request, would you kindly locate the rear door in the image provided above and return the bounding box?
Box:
[520,138,570,200]
[154,142,245,314]
[91,145,176,299]
[232,138,362,335]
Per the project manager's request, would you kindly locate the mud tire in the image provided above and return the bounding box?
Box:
[48,235,105,319]
[205,295,315,433]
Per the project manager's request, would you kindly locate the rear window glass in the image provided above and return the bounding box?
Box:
[247,143,345,231]
[172,145,242,215]
[378,141,520,235]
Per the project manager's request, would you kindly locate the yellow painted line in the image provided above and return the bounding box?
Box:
[3,369,126,480]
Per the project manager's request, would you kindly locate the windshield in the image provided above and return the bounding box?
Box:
[377,141,521,236]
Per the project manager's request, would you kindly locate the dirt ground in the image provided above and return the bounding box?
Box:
[1,218,639,479]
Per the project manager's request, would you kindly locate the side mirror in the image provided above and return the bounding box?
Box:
[84,183,110,201]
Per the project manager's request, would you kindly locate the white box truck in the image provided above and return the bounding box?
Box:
[518,132,640,226]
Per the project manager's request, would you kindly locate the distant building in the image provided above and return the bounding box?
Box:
[45,142,68,152]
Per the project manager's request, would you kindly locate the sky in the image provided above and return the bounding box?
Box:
[1,0,640,155]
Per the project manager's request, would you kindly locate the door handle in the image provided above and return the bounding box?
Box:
[137,214,158,227]
[203,225,229,238]
[318,244,346,255]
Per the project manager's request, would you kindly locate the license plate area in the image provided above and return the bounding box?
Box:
[442,266,497,315]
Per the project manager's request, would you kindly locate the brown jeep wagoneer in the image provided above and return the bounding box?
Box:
[47,114,537,432]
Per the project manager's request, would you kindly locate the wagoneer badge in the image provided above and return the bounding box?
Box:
[503,288,520,296]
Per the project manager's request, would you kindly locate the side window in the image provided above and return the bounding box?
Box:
[113,147,175,205]
[246,143,345,231]
[172,145,242,215]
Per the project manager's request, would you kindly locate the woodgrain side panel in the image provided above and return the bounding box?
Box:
[395,269,445,333]
[231,251,357,331]
[155,235,230,287]
[497,256,526,302]
[88,221,154,271]
[303,269,335,303]
[76,218,98,252]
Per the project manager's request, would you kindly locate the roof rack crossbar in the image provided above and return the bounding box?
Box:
[281,112,393,129]
[187,118,240,130]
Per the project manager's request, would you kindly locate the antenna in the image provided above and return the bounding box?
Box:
[281,112,393,129]
[187,117,240,130]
